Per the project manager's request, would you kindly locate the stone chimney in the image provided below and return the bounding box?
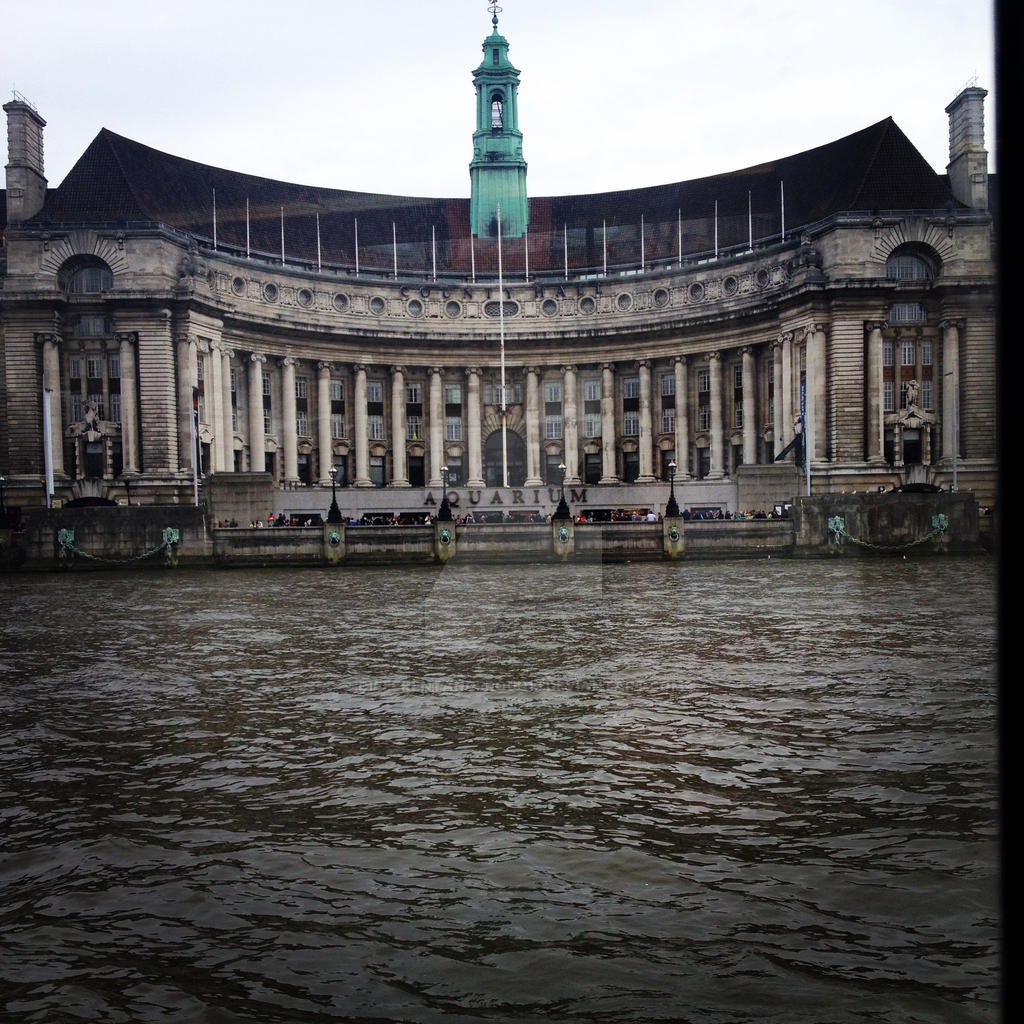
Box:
[4,94,48,224]
[945,85,989,210]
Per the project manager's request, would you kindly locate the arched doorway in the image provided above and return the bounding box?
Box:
[484,429,525,487]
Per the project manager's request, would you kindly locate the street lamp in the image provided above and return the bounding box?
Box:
[119,472,132,506]
[553,461,570,520]
[438,465,453,521]
[666,460,680,518]
[944,370,958,491]
[0,476,6,517]
[326,465,343,523]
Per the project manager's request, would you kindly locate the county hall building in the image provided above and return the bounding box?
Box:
[0,11,998,519]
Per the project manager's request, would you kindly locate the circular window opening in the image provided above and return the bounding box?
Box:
[578,296,597,314]
[689,282,705,302]
[616,292,633,311]
[232,276,246,295]
[653,288,670,308]
[755,268,771,289]
[541,298,559,316]
[263,282,279,302]
[333,293,349,312]
[297,288,314,307]
[484,300,518,317]
[723,276,738,296]
[445,299,462,318]
[407,298,424,317]
[369,296,386,315]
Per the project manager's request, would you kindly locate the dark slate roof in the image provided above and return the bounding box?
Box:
[27,118,959,275]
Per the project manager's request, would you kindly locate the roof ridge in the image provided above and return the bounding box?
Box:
[847,116,897,211]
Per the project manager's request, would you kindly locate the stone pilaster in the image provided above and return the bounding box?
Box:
[771,340,784,458]
[637,360,655,482]
[220,347,235,472]
[317,362,333,484]
[562,364,580,484]
[428,367,444,486]
[281,356,299,485]
[674,356,690,479]
[525,367,542,487]
[391,365,410,486]
[780,331,794,452]
[353,364,371,487]
[177,334,198,473]
[466,367,484,487]
[599,363,618,483]
[941,319,963,465]
[40,334,65,477]
[117,332,139,474]
[742,347,756,466]
[247,352,265,473]
[708,351,725,479]
[865,322,886,463]
[806,323,828,462]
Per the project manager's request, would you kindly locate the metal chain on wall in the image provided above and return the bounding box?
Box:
[828,514,948,553]
[56,527,181,567]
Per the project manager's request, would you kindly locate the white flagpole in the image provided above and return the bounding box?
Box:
[640,213,645,272]
[748,191,753,250]
[316,213,322,272]
[524,229,529,282]
[432,225,437,282]
[714,200,719,259]
[498,204,508,488]
[563,223,568,281]
[780,181,785,241]
[212,189,217,249]
[280,207,285,265]
[471,234,476,283]
[246,198,250,258]
[678,208,682,265]
[603,219,607,276]
[354,219,359,276]
[392,222,398,279]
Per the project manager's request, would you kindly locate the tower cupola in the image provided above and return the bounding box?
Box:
[469,4,528,238]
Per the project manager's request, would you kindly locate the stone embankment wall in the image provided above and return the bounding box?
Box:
[0,492,987,572]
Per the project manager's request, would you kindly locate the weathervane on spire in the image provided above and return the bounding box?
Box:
[488,2,502,29]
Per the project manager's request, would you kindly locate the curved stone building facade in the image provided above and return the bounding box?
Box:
[0,21,998,520]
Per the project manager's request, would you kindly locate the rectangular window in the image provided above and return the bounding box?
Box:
[662,407,676,434]
[584,379,601,402]
[330,379,343,402]
[661,373,675,396]
[108,355,120,379]
[444,383,462,405]
[370,455,385,487]
[446,457,463,485]
[899,381,910,409]
[884,380,895,412]
[584,413,601,438]
[734,366,743,390]
[544,381,562,404]
[901,340,916,366]
[698,405,711,431]
[331,413,345,439]
[445,416,463,441]
[545,414,563,439]
[196,357,204,382]
[407,414,423,441]
[367,380,384,404]
[262,376,272,397]
[623,411,640,436]
[368,414,385,440]
[71,394,83,421]
[110,393,121,423]
[735,405,743,429]
[70,356,82,380]
[296,412,309,436]
[890,302,924,323]
[921,340,933,365]
[296,376,307,400]
[88,393,105,419]
[87,355,103,379]
[623,377,640,400]
[883,340,895,366]
[697,369,711,392]
[405,382,422,404]
[231,409,238,432]
[263,412,271,435]
[921,379,933,410]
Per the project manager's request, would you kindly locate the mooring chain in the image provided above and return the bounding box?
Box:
[56,527,180,565]
[828,514,948,552]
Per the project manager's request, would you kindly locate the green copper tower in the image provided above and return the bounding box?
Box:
[469,5,528,238]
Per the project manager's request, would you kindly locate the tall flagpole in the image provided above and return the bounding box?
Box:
[498,203,508,489]
[603,219,607,276]
[212,189,217,250]
[354,219,360,276]
[780,181,786,241]
[640,213,645,272]
[392,222,398,279]
[316,213,322,272]
[678,208,682,266]
[748,190,753,250]
[432,225,437,282]
[714,200,719,258]
[280,207,285,265]
[246,198,250,258]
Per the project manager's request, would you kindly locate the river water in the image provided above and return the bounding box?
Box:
[1,558,1000,1023]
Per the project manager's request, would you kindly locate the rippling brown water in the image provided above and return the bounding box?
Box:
[1,558,999,1023]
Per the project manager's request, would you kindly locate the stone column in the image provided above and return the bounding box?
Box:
[178,335,198,473]
[674,356,690,479]
[117,332,139,473]
[317,362,333,483]
[353,364,371,487]
[428,367,444,486]
[207,342,224,472]
[220,348,235,472]
[866,321,886,463]
[247,353,265,473]
[280,357,299,485]
[391,365,410,486]
[599,362,618,483]
[41,334,65,476]
[806,323,827,462]
[772,340,784,458]
[525,367,542,487]
[637,360,655,482]
[466,367,485,487]
[941,319,962,464]
[562,364,580,484]
[780,331,794,452]
[742,347,757,466]
[708,351,725,479]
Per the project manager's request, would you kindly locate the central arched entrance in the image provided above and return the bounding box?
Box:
[483,429,525,487]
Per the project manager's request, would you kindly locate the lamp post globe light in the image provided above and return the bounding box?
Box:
[438,465,453,521]
[0,475,6,517]
[326,466,343,524]
[666,460,680,518]
[553,461,571,520]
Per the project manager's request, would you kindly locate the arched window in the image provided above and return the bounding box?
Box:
[491,96,504,130]
[59,256,114,295]
[885,247,935,282]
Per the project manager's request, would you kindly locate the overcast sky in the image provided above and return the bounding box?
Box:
[7,0,997,199]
